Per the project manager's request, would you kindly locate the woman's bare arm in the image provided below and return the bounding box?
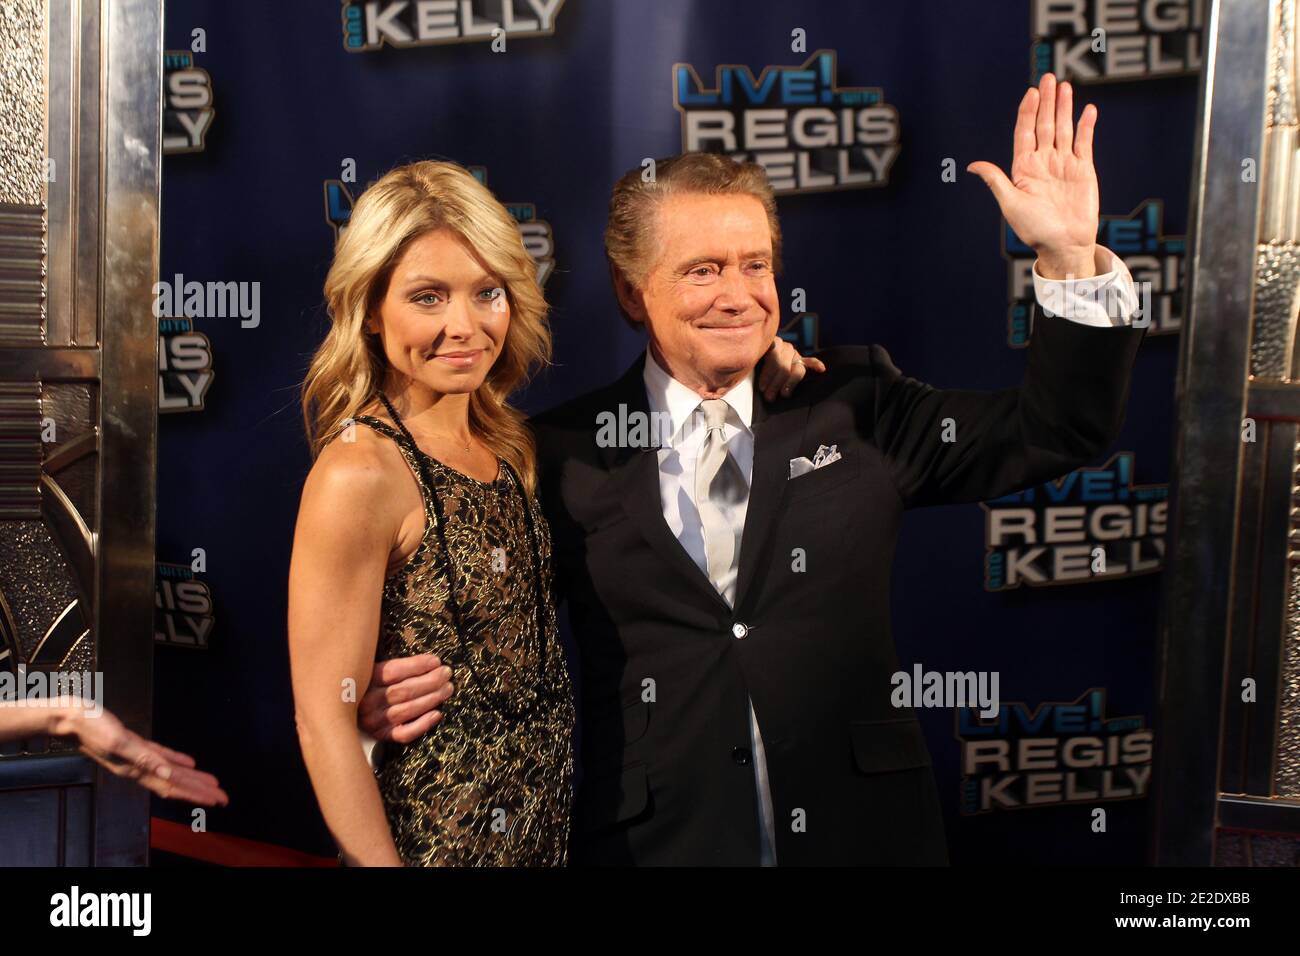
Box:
[0,697,86,740]
[288,438,405,866]
[0,700,227,805]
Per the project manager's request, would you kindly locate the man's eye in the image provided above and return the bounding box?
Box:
[690,266,715,277]
[747,261,770,272]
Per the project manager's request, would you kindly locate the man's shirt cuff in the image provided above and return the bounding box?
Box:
[1032,244,1140,327]
[360,730,382,770]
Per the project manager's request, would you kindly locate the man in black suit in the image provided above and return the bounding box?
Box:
[360,72,1145,864]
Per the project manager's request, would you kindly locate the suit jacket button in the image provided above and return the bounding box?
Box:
[732,747,752,765]
[732,622,749,639]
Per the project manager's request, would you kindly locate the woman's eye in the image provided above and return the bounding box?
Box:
[479,287,502,301]
[414,292,440,306]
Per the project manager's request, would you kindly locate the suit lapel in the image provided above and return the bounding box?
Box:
[734,391,811,612]
[602,353,733,617]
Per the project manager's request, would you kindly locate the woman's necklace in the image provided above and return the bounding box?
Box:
[377,396,473,452]
[423,432,472,453]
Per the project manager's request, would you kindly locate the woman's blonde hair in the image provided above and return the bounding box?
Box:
[302,160,550,493]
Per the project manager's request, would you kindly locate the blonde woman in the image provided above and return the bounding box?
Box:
[289,160,812,866]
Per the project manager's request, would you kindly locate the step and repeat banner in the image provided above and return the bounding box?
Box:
[153,0,1199,864]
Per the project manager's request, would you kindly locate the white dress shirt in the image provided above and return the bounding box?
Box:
[1032,245,1140,326]
[637,244,1138,865]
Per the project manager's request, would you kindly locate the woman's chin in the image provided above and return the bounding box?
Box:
[420,373,488,396]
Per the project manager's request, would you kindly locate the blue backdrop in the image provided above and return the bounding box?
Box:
[153,0,1195,864]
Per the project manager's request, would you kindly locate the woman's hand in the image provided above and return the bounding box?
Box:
[758,336,826,402]
[59,701,229,806]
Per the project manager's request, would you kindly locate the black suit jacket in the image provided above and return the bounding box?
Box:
[530,308,1145,865]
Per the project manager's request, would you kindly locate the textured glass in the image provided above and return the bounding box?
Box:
[1280,493,1300,797]
[1269,0,1297,125]
[0,0,47,206]
[1246,833,1300,865]
[0,520,80,660]
[1214,830,1247,866]
[1250,243,1300,379]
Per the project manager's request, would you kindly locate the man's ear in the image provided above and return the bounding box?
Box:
[611,266,648,325]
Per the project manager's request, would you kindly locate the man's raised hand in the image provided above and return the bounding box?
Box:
[967,72,1099,280]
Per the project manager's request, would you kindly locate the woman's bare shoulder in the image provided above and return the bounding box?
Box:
[302,421,409,523]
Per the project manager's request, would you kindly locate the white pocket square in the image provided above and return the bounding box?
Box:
[789,444,842,479]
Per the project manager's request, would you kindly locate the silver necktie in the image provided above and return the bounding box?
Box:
[695,399,746,590]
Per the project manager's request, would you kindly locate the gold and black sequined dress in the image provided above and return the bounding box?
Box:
[345,414,575,866]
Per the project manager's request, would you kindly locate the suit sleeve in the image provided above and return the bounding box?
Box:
[872,303,1145,509]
